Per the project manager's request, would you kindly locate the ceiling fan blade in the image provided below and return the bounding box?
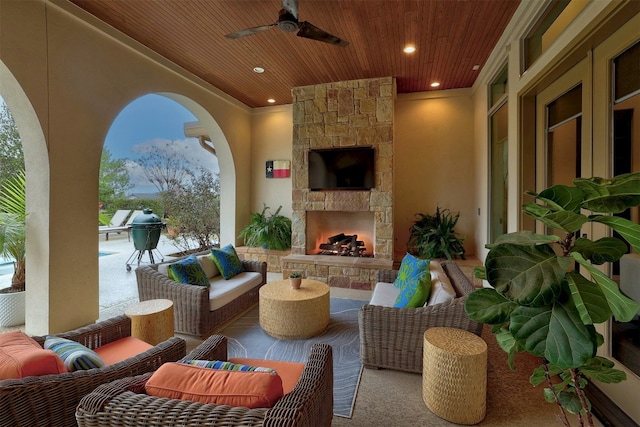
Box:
[297,21,349,47]
[225,23,277,39]
[281,0,298,20]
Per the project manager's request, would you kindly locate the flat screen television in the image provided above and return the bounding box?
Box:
[308,146,375,191]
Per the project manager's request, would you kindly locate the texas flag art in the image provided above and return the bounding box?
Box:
[266,160,291,178]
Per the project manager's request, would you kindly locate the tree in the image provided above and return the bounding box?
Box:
[0,103,25,190]
[138,141,192,193]
[99,148,134,206]
[162,168,220,252]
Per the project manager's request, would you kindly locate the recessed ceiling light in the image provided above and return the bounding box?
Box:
[253,66,265,73]
[403,45,416,54]
[267,98,276,103]
[472,64,480,71]
[430,82,440,88]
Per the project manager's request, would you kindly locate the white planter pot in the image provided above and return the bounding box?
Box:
[0,290,26,327]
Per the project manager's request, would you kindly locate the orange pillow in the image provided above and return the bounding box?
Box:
[94,336,154,366]
[145,362,284,408]
[0,330,67,379]
[229,357,305,394]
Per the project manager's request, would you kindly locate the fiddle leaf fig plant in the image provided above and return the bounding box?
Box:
[465,172,640,427]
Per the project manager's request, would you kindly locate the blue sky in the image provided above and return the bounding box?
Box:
[106,94,220,195]
[1,93,220,195]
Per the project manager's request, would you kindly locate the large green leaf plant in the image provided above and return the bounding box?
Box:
[465,172,640,427]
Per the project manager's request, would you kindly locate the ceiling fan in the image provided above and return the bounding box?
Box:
[225,0,349,47]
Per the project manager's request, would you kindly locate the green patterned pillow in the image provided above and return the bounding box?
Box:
[44,336,105,371]
[210,244,244,279]
[393,253,432,308]
[167,255,209,287]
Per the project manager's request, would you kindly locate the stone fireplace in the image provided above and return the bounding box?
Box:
[306,211,374,256]
[283,77,395,289]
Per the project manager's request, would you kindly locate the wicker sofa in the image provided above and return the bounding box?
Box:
[76,334,334,427]
[0,315,186,427]
[136,249,267,338]
[359,260,483,373]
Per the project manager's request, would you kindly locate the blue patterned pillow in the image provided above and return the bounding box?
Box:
[179,360,276,374]
[167,255,209,287]
[210,244,244,279]
[393,253,432,308]
[44,336,105,371]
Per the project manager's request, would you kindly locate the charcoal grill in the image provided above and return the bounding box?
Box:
[125,208,166,271]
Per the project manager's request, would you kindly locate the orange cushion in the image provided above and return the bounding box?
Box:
[0,330,67,379]
[94,336,154,366]
[145,362,284,408]
[229,357,305,394]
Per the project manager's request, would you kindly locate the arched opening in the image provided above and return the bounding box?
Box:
[98,93,234,318]
[0,60,50,333]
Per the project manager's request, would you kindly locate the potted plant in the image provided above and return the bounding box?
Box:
[0,170,26,326]
[465,172,640,427]
[407,205,466,260]
[238,204,292,251]
[289,271,302,289]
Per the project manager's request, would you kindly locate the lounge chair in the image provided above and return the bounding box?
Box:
[76,334,333,427]
[99,209,142,241]
[0,315,186,427]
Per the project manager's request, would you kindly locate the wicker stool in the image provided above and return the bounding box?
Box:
[125,299,174,345]
[422,327,487,424]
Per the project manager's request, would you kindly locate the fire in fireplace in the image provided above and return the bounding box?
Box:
[318,233,370,257]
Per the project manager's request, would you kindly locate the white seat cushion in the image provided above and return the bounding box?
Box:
[426,269,456,306]
[369,282,401,307]
[208,271,262,311]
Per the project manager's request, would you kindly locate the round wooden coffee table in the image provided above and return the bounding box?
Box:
[259,279,330,339]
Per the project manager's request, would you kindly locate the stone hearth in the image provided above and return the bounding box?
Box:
[282,254,392,290]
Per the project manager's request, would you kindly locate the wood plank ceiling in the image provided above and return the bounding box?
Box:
[67,0,521,108]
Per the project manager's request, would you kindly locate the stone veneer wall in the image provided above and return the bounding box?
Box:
[235,246,290,273]
[288,77,395,289]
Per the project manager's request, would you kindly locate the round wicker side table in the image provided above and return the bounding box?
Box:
[259,279,330,339]
[422,326,487,425]
[125,299,174,345]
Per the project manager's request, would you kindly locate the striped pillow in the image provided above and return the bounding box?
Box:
[179,359,276,374]
[44,337,105,371]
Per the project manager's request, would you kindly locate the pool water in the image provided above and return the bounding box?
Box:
[0,256,14,276]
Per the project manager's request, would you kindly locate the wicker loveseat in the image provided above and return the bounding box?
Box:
[136,249,267,338]
[359,260,483,373]
[76,334,334,427]
[0,315,186,427]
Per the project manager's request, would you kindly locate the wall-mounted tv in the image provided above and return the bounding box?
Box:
[308,146,375,191]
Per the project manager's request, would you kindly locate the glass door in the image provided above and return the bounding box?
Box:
[535,59,590,231]
[592,29,640,424]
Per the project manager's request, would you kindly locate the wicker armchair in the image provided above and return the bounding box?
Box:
[358,260,483,373]
[136,250,267,338]
[76,334,334,427]
[0,315,186,427]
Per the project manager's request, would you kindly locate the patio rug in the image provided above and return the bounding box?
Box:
[217,297,367,418]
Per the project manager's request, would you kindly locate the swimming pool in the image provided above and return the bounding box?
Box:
[0,256,14,276]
